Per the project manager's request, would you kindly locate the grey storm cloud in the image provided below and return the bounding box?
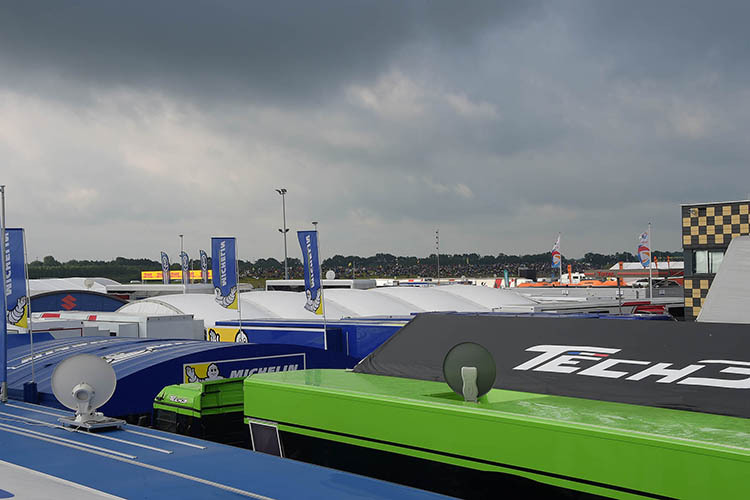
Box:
[0,1,537,104]
[0,1,749,261]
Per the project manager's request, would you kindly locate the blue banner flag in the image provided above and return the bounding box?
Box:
[211,237,238,309]
[160,252,170,284]
[200,249,208,284]
[297,230,323,315]
[5,228,28,329]
[180,251,189,284]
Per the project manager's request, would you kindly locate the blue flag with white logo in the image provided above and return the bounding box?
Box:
[180,251,189,284]
[5,228,29,329]
[297,230,323,315]
[160,252,170,284]
[211,237,238,309]
[200,249,208,284]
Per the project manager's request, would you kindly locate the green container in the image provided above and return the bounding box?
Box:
[243,369,750,499]
[154,377,247,446]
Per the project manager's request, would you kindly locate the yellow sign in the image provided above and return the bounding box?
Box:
[205,327,248,343]
[141,270,213,281]
[183,361,225,383]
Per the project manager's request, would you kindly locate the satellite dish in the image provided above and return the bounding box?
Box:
[83,278,95,289]
[442,342,496,403]
[325,270,335,280]
[51,354,124,430]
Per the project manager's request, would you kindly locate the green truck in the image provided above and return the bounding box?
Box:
[242,369,750,499]
[154,377,247,447]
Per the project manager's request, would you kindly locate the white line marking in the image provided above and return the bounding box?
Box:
[0,424,275,499]
[5,402,71,417]
[0,423,137,459]
[0,411,172,455]
[122,429,206,449]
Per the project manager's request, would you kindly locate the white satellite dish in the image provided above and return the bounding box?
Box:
[83,278,95,289]
[51,354,124,430]
[325,270,335,280]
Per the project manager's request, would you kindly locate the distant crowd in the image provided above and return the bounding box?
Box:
[244,251,683,280]
[28,251,683,283]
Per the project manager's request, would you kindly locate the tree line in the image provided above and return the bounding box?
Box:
[28,250,683,283]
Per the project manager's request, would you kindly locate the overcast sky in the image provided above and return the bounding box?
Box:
[1,1,749,262]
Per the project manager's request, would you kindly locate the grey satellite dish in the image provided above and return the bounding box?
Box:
[51,354,124,430]
[442,342,496,403]
[325,270,335,280]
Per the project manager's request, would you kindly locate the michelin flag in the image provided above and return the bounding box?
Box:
[211,237,238,309]
[160,252,170,284]
[638,230,651,268]
[200,249,209,284]
[551,234,561,269]
[5,228,29,329]
[297,230,323,315]
[180,251,189,284]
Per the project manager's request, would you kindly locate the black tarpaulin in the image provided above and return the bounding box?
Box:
[354,313,750,418]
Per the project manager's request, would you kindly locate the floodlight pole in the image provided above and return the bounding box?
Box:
[436,229,440,285]
[276,188,289,280]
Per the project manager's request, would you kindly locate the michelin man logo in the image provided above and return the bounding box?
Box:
[185,362,225,383]
[207,329,220,342]
[214,285,237,308]
[304,289,321,314]
[7,296,27,326]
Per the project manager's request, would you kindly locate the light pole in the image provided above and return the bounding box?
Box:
[276,188,289,280]
[435,229,440,285]
[179,234,184,293]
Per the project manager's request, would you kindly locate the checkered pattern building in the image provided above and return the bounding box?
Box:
[682,200,750,320]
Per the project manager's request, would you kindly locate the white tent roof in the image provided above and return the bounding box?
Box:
[697,236,750,324]
[116,285,539,325]
[117,293,273,325]
[371,286,536,312]
[239,290,353,320]
[431,285,538,308]
[323,289,416,317]
[29,277,119,295]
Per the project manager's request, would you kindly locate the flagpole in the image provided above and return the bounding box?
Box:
[179,234,186,294]
[236,239,242,342]
[312,222,328,350]
[648,222,653,302]
[558,232,563,284]
[22,229,35,383]
[0,185,7,402]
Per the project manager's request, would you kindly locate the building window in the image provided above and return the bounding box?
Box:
[693,249,724,274]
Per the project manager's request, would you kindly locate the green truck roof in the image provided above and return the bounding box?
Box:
[244,369,750,499]
[155,377,244,417]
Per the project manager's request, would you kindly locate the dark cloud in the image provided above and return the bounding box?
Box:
[1,1,749,260]
[0,1,538,104]
[566,0,750,83]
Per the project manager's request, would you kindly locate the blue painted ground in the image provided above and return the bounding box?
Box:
[0,401,449,499]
